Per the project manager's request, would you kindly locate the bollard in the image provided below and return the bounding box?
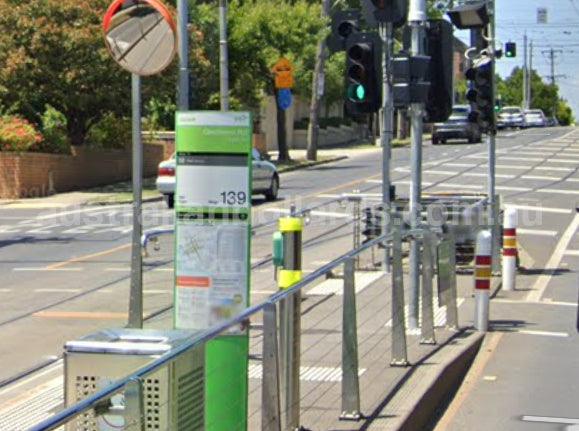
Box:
[474,230,492,332]
[502,208,517,291]
[277,213,303,431]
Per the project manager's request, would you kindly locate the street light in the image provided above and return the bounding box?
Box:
[446,2,489,29]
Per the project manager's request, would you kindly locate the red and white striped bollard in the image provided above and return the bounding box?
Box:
[474,230,492,332]
[502,208,517,291]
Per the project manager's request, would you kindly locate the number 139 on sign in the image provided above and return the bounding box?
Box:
[220,191,247,205]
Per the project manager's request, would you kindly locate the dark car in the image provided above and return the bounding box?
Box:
[431,105,482,145]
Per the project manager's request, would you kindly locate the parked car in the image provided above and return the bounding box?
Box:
[497,106,526,129]
[431,105,482,145]
[156,149,280,208]
[523,109,547,128]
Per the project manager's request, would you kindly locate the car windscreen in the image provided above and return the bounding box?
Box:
[502,108,521,114]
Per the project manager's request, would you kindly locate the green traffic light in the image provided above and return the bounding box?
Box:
[355,84,366,100]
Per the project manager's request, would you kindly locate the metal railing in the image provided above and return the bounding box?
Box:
[31,218,461,431]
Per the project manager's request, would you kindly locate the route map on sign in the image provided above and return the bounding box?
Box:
[174,111,252,332]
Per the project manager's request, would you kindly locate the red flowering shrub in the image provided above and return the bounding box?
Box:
[0,116,44,152]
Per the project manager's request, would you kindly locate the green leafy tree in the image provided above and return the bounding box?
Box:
[0,0,130,145]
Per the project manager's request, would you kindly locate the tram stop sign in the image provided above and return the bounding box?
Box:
[277,88,293,111]
[272,57,295,89]
[103,0,177,75]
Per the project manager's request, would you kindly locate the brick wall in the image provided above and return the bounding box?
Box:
[0,143,165,199]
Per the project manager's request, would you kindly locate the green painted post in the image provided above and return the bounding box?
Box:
[174,111,252,431]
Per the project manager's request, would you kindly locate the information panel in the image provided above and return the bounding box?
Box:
[174,111,252,331]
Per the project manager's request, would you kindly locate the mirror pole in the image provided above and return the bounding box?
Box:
[219,0,230,110]
[177,0,190,110]
[128,73,144,329]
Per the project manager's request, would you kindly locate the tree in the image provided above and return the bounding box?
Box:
[0,0,130,146]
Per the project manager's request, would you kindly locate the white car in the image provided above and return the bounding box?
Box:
[156,149,280,208]
[523,109,547,128]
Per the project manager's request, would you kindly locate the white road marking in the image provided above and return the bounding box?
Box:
[504,204,571,214]
[565,178,579,183]
[395,181,434,186]
[465,172,515,179]
[105,267,130,271]
[431,183,482,190]
[307,271,383,296]
[492,298,577,307]
[13,267,83,272]
[517,228,558,237]
[468,155,545,162]
[535,188,579,195]
[515,330,569,338]
[34,288,81,293]
[264,208,349,219]
[522,416,579,426]
[0,289,12,292]
[248,364,366,382]
[496,186,531,192]
[443,163,477,168]
[527,213,579,302]
[535,166,574,172]
[35,205,126,221]
[366,179,383,183]
[152,268,174,272]
[545,159,579,164]
[563,250,579,256]
[144,289,171,295]
[520,175,562,181]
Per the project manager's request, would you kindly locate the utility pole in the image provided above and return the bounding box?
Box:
[543,47,564,117]
[219,0,230,110]
[407,0,426,330]
[177,0,190,110]
[528,40,533,107]
[306,0,331,161]
[523,32,528,109]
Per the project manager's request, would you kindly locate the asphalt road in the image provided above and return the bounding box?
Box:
[0,126,577,428]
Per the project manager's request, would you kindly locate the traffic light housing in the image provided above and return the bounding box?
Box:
[361,0,408,27]
[505,42,516,58]
[327,10,361,53]
[362,207,382,243]
[344,32,381,116]
[465,56,494,131]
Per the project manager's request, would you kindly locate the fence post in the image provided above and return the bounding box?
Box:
[445,227,459,330]
[474,230,492,332]
[278,213,303,430]
[502,208,517,291]
[491,195,502,273]
[340,258,361,420]
[262,303,282,431]
[390,223,409,366]
[124,378,144,431]
[420,231,436,345]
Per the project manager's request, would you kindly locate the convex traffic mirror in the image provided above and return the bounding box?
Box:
[103,0,176,76]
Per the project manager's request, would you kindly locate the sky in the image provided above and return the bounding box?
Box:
[454,0,579,115]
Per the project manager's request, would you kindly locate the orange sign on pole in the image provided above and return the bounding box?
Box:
[272,57,294,89]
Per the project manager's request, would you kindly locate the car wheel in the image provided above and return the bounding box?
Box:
[432,137,439,145]
[265,175,279,201]
[165,194,174,209]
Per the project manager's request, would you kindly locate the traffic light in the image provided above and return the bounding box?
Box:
[392,53,430,107]
[344,33,381,116]
[505,42,517,58]
[327,10,361,53]
[361,0,408,27]
[465,55,495,131]
[362,207,382,243]
[494,98,502,112]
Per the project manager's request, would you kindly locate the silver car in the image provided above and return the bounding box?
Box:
[156,149,280,208]
[497,106,526,129]
[523,109,547,128]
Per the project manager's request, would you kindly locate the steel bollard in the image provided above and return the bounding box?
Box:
[277,213,303,431]
[502,208,517,291]
[420,231,436,345]
[340,258,361,420]
[474,230,492,332]
[390,222,409,366]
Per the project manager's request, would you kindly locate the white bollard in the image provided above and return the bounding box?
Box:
[474,230,492,332]
[502,208,518,291]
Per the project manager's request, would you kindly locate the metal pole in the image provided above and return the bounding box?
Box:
[219,0,230,110]
[128,74,143,329]
[262,303,282,431]
[420,232,436,344]
[445,227,459,330]
[340,258,361,420]
[523,32,528,110]
[407,0,426,330]
[487,0,498,271]
[390,222,408,366]
[528,40,533,106]
[379,22,394,274]
[177,0,190,110]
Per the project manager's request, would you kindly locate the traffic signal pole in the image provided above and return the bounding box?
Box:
[379,21,394,274]
[407,0,426,329]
